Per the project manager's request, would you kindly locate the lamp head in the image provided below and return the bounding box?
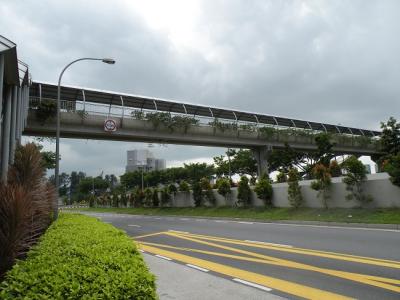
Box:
[102,58,116,64]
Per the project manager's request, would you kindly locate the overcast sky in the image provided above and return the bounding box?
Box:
[1,0,399,176]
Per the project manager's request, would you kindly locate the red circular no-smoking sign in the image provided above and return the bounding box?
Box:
[104,119,117,132]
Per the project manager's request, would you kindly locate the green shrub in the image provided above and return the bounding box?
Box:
[342,156,373,205]
[383,153,400,187]
[254,175,273,207]
[287,168,303,208]
[179,180,190,192]
[192,182,203,207]
[144,187,153,207]
[0,214,156,299]
[276,171,287,183]
[161,186,171,207]
[168,183,178,195]
[216,178,231,201]
[310,164,331,208]
[329,161,342,177]
[152,188,160,207]
[237,176,252,207]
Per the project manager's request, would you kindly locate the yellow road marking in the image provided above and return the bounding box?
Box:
[173,231,400,269]
[139,240,400,293]
[140,243,352,300]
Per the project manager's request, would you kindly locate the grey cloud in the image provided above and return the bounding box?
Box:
[4,0,400,176]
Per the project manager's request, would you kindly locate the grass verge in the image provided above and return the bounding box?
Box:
[0,213,156,299]
[68,207,400,224]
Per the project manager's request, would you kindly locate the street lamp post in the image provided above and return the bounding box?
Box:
[54,58,115,220]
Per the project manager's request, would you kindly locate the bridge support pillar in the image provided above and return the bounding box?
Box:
[252,145,272,178]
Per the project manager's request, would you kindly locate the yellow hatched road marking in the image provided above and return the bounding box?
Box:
[172,231,400,269]
[166,233,400,293]
[133,231,166,239]
[139,240,400,293]
[140,243,352,300]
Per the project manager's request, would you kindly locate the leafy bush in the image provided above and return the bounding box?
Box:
[199,177,215,205]
[216,178,231,201]
[237,176,252,207]
[36,100,56,124]
[192,182,203,207]
[383,153,400,187]
[144,187,153,207]
[310,164,332,208]
[254,175,273,206]
[1,143,55,279]
[152,188,160,207]
[342,156,373,205]
[276,171,287,183]
[133,188,144,207]
[179,180,190,192]
[329,161,342,177]
[161,186,171,207]
[168,183,178,195]
[0,214,156,299]
[287,168,303,208]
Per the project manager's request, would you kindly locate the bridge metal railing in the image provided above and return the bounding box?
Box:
[28,96,380,150]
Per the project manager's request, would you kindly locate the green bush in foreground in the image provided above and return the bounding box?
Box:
[0,213,156,300]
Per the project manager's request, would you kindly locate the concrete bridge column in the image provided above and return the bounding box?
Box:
[252,145,272,177]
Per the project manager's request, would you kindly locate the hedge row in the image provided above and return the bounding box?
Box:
[0,213,156,299]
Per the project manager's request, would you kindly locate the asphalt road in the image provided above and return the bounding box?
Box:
[85,212,400,300]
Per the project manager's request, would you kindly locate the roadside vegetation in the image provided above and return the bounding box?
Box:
[0,213,156,299]
[68,207,400,225]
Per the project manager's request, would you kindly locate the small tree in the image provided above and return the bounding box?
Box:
[168,183,178,196]
[200,177,215,206]
[310,164,331,208]
[287,168,303,208]
[237,176,252,207]
[329,161,342,177]
[144,187,153,207]
[342,156,373,205]
[161,186,171,207]
[133,188,144,207]
[383,153,400,187]
[192,182,202,207]
[179,180,190,192]
[276,171,287,183]
[152,188,160,207]
[216,177,231,202]
[254,175,273,207]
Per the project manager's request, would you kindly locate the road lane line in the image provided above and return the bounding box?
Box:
[155,255,172,261]
[140,244,351,300]
[180,218,190,221]
[215,220,228,223]
[245,240,293,248]
[128,224,141,227]
[177,232,400,268]
[237,221,254,224]
[232,278,272,292]
[186,264,209,272]
[259,222,399,232]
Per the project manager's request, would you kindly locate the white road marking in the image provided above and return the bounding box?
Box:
[195,219,206,222]
[128,224,141,227]
[237,221,254,225]
[139,249,145,253]
[245,240,293,248]
[155,255,172,261]
[215,220,228,223]
[155,217,162,220]
[232,278,272,292]
[260,222,399,232]
[186,264,209,272]
[180,218,190,221]
[168,230,189,234]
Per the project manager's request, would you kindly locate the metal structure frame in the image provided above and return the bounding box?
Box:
[29,80,380,137]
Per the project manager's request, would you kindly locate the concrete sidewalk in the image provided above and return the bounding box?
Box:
[143,253,286,300]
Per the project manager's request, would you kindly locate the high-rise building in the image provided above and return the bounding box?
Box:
[126,149,166,173]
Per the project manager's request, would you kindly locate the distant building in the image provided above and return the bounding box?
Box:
[126,149,166,173]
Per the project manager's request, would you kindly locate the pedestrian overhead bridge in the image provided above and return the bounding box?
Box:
[24,81,381,174]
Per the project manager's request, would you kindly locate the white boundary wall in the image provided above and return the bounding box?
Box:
[170,173,400,208]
